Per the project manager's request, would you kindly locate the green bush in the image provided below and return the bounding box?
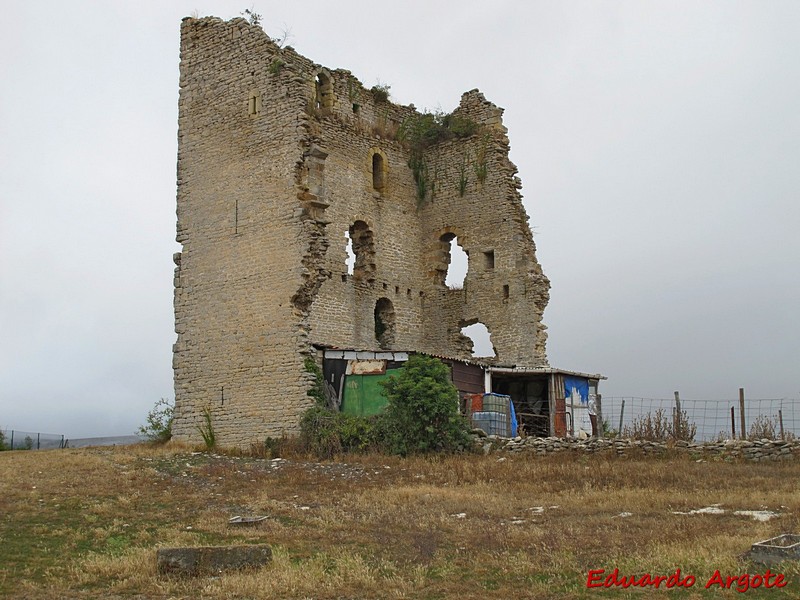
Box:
[379,355,472,456]
[300,406,376,459]
[137,398,174,443]
[0,429,7,451]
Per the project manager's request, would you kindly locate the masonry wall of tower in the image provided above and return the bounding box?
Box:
[173,16,550,447]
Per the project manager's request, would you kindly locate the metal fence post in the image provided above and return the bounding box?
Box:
[674,391,681,439]
[739,388,746,440]
[778,409,785,441]
[730,406,736,439]
[597,394,604,439]
[617,399,625,438]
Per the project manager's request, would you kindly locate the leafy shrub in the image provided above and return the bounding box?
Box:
[137,398,174,443]
[299,406,377,459]
[0,429,6,451]
[379,355,472,455]
[622,408,696,443]
[370,83,391,103]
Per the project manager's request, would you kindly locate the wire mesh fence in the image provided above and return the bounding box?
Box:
[600,396,798,442]
[0,429,66,450]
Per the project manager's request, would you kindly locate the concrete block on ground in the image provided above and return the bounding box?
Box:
[157,544,272,576]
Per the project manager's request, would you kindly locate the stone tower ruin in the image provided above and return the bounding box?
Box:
[172,16,550,446]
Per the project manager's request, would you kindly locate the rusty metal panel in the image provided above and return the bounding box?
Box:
[450,361,484,394]
[346,360,387,375]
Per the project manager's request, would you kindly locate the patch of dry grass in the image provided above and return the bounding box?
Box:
[1,445,798,598]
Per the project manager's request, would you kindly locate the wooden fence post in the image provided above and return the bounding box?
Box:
[739,388,746,440]
[730,406,736,439]
[596,394,604,439]
[778,409,785,441]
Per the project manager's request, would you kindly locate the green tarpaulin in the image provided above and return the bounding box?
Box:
[340,369,401,417]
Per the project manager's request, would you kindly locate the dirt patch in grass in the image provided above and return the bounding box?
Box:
[1,444,798,598]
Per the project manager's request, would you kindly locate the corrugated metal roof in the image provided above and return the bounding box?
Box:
[314,344,605,380]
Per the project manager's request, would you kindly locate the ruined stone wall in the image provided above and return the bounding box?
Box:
[416,91,550,365]
[174,16,550,447]
[174,17,316,446]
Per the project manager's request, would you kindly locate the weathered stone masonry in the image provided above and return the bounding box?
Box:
[173,16,551,447]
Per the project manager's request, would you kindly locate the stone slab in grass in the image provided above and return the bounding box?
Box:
[748,535,800,565]
[157,545,272,576]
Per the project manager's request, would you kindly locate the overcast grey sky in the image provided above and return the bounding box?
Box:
[1,1,798,438]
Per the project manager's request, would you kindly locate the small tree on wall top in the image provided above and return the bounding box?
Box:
[379,354,471,455]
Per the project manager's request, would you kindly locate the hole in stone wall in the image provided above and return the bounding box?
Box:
[372,152,385,192]
[461,322,495,358]
[444,235,468,289]
[503,284,509,300]
[344,231,355,275]
[374,297,395,349]
[315,72,334,109]
[348,220,376,282]
[484,250,495,269]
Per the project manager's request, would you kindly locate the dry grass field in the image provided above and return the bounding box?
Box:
[0,444,798,599]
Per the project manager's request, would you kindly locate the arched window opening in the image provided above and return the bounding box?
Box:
[372,152,385,192]
[374,297,396,349]
[442,234,468,289]
[315,71,334,109]
[348,220,376,282]
[344,231,356,275]
[461,322,495,358]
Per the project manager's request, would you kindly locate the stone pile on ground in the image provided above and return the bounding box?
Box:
[472,432,800,461]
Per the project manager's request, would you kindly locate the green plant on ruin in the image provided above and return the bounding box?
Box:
[458,154,469,197]
[137,398,174,444]
[269,59,285,75]
[397,111,478,148]
[304,357,326,407]
[197,406,216,450]
[473,134,489,185]
[0,429,6,451]
[370,82,391,103]
[429,163,439,201]
[408,152,429,206]
[397,111,479,206]
[241,7,262,27]
[378,355,472,456]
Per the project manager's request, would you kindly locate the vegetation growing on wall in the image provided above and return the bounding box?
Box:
[370,82,391,103]
[397,111,479,205]
[197,407,217,450]
[304,357,326,407]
